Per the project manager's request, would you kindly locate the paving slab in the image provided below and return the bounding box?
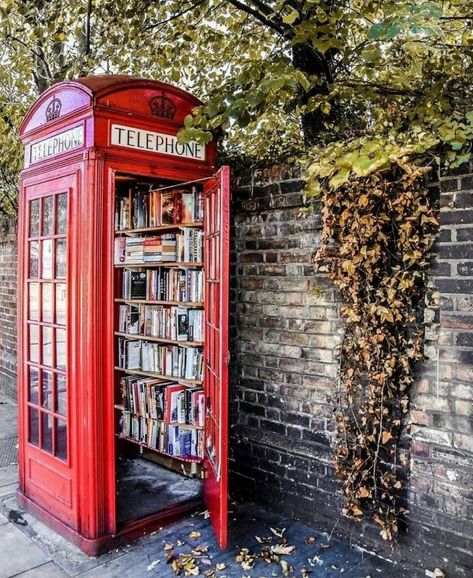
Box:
[12,562,69,578]
[75,504,415,578]
[0,511,8,526]
[0,523,49,578]
[0,402,17,439]
[0,466,17,488]
[0,495,125,578]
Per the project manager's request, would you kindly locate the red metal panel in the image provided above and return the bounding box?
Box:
[203,166,230,548]
[18,169,80,529]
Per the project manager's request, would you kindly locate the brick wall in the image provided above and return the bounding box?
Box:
[0,218,17,400]
[1,164,472,574]
[229,164,473,577]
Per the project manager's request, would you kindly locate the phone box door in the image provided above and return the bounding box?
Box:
[18,170,79,529]
[203,166,230,548]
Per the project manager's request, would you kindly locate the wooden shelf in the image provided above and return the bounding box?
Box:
[114,366,203,386]
[115,222,203,236]
[113,405,204,431]
[114,262,203,268]
[116,434,204,463]
[115,299,204,308]
[115,331,203,347]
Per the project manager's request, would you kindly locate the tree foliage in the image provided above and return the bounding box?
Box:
[2,1,473,196]
[1,0,472,538]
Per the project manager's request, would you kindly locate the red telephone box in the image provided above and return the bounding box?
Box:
[17,75,229,554]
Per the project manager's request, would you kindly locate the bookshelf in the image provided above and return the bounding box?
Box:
[114,332,203,347]
[114,179,206,465]
[116,222,203,236]
[115,299,204,308]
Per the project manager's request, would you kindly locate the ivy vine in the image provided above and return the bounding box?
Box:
[315,163,438,541]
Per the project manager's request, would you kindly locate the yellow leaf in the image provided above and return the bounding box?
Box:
[382,431,393,444]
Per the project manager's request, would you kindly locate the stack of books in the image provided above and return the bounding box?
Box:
[122,270,147,299]
[119,304,203,341]
[117,337,204,381]
[120,414,204,459]
[146,268,204,302]
[177,229,203,263]
[114,186,204,231]
[120,376,205,426]
[116,196,131,230]
[115,235,179,265]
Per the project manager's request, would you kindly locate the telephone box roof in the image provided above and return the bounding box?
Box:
[19,75,203,137]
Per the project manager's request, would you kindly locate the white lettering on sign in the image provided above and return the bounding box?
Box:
[110,124,205,161]
[30,125,84,164]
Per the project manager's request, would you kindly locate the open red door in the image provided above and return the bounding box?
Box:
[203,166,230,548]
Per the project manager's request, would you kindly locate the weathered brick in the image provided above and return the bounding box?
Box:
[457,228,473,242]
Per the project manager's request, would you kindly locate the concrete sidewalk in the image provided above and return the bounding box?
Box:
[0,398,417,578]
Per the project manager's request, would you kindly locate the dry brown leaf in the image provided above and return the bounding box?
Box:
[271,544,295,555]
[215,563,226,571]
[305,536,317,544]
[164,543,174,551]
[358,486,371,498]
[382,431,393,444]
[188,531,202,539]
[270,527,286,538]
[255,535,272,544]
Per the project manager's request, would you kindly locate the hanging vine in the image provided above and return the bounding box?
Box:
[315,162,438,541]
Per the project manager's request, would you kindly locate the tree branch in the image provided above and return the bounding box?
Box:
[226,0,287,35]
[145,0,206,31]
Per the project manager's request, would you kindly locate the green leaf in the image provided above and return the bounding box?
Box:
[368,22,386,40]
[282,8,299,24]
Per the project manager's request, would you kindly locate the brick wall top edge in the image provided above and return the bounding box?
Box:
[232,164,302,188]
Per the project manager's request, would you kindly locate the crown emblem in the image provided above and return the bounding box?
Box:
[46,97,62,121]
[150,94,176,119]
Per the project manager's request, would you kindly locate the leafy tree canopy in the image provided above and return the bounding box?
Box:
[1,0,473,214]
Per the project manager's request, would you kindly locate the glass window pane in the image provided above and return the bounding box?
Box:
[41,370,53,410]
[29,283,39,321]
[56,419,67,461]
[29,324,39,363]
[57,374,67,416]
[56,284,66,325]
[56,329,66,371]
[30,199,40,237]
[56,240,67,278]
[42,326,53,366]
[29,241,39,278]
[42,283,53,323]
[42,239,53,279]
[41,412,53,454]
[56,193,67,235]
[29,367,39,405]
[29,407,39,446]
[42,196,53,236]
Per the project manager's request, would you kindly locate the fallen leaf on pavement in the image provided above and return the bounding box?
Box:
[147,560,160,571]
[270,527,286,538]
[305,536,317,544]
[272,544,295,555]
